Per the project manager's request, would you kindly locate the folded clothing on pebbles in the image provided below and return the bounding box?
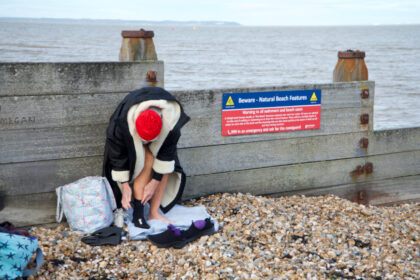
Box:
[30,193,419,280]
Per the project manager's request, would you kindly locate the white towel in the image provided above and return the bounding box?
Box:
[125,204,219,240]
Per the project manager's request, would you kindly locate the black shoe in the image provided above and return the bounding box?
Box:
[146,224,185,248]
[132,200,150,229]
[183,218,216,244]
[81,226,123,246]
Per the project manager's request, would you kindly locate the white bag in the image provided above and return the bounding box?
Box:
[56,176,117,234]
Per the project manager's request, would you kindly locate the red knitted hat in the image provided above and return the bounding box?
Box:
[135,109,162,141]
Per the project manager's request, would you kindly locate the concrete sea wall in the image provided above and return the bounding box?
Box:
[0,62,419,226]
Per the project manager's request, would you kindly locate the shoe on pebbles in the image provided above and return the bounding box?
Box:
[147,224,185,248]
[146,218,216,249]
[183,218,216,244]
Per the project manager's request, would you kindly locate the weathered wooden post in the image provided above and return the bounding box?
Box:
[333,50,368,82]
[119,29,161,86]
[119,29,158,61]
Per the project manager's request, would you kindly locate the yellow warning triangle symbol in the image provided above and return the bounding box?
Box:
[226,96,235,106]
[310,92,318,102]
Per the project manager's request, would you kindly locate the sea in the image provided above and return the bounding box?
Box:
[0,20,419,130]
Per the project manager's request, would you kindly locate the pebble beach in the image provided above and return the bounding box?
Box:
[29,193,419,280]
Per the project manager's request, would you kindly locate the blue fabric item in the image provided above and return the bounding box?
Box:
[0,232,44,280]
[126,204,218,240]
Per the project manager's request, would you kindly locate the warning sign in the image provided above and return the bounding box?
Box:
[226,96,235,106]
[222,89,321,136]
[310,92,318,102]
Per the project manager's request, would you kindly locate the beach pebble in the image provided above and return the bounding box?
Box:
[29,193,419,279]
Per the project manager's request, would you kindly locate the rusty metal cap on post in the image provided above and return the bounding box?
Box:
[121,29,154,38]
[338,50,365,59]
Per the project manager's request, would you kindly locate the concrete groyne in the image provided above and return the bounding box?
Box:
[0,59,419,226]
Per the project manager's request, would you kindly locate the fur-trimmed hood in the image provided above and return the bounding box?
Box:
[103,87,190,212]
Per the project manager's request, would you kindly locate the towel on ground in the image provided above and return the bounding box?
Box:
[125,204,219,240]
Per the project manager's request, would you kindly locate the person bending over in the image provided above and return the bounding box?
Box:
[103,87,190,228]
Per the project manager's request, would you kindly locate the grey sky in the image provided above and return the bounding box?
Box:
[0,0,419,26]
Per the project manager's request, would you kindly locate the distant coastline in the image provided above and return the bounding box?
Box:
[2,17,419,27]
[0,17,241,26]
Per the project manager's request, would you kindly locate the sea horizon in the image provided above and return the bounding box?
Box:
[1,16,419,27]
[0,20,419,130]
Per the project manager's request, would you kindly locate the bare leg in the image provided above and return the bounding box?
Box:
[133,146,154,200]
[131,146,154,228]
[148,174,173,223]
[133,146,172,223]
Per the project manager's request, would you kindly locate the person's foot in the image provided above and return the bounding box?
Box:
[148,212,173,224]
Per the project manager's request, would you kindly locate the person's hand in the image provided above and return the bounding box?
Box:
[121,182,132,210]
[141,179,159,205]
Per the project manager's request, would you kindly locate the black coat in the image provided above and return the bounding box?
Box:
[103,87,190,212]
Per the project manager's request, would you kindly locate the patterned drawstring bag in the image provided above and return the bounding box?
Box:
[56,176,117,235]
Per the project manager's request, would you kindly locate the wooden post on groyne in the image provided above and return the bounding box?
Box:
[0,33,419,226]
[333,50,368,82]
[119,29,158,62]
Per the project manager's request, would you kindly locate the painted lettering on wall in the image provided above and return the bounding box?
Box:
[0,116,36,125]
